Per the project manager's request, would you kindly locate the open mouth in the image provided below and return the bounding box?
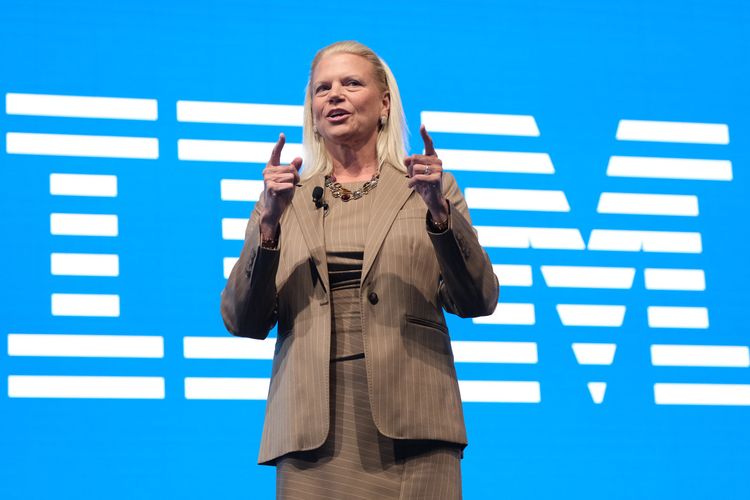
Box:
[326,109,351,121]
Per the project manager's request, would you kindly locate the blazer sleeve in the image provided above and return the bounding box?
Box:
[220,193,280,339]
[428,172,499,318]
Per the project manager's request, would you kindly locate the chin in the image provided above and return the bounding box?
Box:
[323,128,359,144]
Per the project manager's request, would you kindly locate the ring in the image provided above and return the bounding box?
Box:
[424,166,431,175]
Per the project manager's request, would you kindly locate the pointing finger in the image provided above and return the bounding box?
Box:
[420,124,437,156]
[269,133,286,165]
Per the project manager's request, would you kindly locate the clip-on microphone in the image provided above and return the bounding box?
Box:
[312,186,329,214]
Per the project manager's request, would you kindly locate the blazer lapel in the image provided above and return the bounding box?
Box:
[361,164,413,285]
[291,172,329,291]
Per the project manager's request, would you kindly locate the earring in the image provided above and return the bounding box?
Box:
[379,116,387,128]
[312,124,319,135]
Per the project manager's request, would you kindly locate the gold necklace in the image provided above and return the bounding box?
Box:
[325,173,380,202]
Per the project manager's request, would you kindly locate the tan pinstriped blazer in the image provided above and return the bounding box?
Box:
[220,164,498,465]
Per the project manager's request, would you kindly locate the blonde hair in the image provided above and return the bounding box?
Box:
[301,41,408,180]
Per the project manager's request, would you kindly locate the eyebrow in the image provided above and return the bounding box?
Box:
[313,74,366,86]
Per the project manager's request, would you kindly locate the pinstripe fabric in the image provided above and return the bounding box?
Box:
[276,353,462,500]
[276,317,401,499]
[220,164,499,466]
[329,286,365,359]
[325,181,371,359]
[277,190,461,498]
[398,444,462,499]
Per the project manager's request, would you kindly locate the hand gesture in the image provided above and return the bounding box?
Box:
[405,125,449,222]
[260,133,303,236]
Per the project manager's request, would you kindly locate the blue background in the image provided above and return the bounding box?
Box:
[1,0,748,498]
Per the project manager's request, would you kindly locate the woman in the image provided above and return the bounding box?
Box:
[221,41,498,499]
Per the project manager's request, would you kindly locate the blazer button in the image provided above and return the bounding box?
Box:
[368,292,379,305]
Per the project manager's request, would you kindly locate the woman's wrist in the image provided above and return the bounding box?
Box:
[428,198,449,224]
[259,213,280,248]
[427,199,450,232]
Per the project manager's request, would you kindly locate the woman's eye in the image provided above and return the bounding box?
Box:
[315,85,329,94]
[345,80,361,86]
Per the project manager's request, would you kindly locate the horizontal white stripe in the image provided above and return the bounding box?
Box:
[50,253,119,276]
[421,111,540,136]
[654,383,750,406]
[588,382,607,404]
[8,334,163,358]
[572,343,617,365]
[459,380,541,403]
[50,213,118,237]
[6,93,157,120]
[8,376,164,399]
[541,266,635,289]
[51,293,120,317]
[477,226,528,248]
[183,336,275,359]
[220,179,263,201]
[465,188,569,212]
[492,264,532,287]
[50,173,117,197]
[184,377,270,400]
[644,268,705,291]
[597,192,699,216]
[177,100,303,126]
[183,337,538,364]
[651,344,749,367]
[476,226,585,250]
[6,132,158,159]
[616,119,729,144]
[178,139,303,164]
[647,306,709,329]
[557,305,626,327]
[222,218,247,240]
[607,156,732,181]
[435,149,554,174]
[223,257,239,279]
[473,303,535,325]
[452,341,538,364]
[587,230,702,253]
[184,377,541,403]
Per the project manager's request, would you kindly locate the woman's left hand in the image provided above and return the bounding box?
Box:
[405,125,449,223]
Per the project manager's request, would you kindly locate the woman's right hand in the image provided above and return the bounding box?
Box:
[259,133,303,239]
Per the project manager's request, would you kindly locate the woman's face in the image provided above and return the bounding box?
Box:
[311,52,390,149]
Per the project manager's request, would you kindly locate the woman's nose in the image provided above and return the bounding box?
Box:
[328,85,344,102]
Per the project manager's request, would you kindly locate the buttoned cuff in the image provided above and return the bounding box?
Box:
[245,225,281,277]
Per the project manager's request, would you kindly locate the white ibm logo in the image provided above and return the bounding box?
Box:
[3,93,747,406]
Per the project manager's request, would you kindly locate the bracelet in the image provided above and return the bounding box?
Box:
[428,213,450,233]
[260,225,280,249]
[261,235,279,249]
